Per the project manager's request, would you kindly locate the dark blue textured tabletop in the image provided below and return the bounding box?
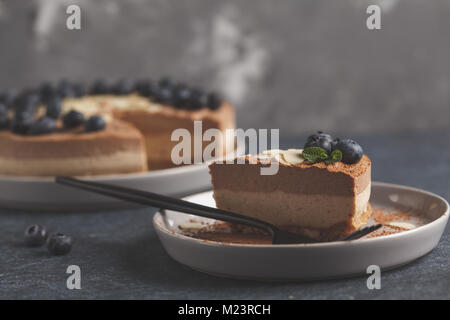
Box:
[0,131,449,299]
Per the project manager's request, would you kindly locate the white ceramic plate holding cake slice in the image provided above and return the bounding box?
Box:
[153,182,449,281]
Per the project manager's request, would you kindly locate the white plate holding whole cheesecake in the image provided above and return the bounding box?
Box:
[154,184,449,281]
[0,155,243,212]
[0,78,240,211]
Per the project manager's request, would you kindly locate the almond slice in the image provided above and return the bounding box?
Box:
[261,149,283,156]
[281,149,304,165]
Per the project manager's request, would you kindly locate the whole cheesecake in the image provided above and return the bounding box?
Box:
[0,78,235,176]
[209,134,371,241]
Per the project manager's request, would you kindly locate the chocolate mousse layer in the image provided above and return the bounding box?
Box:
[209,154,371,197]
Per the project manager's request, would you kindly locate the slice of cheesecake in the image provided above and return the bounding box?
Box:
[209,148,372,241]
[113,100,235,170]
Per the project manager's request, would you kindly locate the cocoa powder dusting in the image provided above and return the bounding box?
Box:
[180,206,428,244]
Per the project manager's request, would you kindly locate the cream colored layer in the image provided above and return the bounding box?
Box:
[0,151,147,176]
[62,94,161,114]
[213,183,371,230]
[353,182,371,226]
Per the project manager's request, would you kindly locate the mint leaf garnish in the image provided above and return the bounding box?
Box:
[302,147,329,163]
[302,147,343,164]
[325,149,342,164]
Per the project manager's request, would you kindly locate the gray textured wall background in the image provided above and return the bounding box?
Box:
[0,0,449,136]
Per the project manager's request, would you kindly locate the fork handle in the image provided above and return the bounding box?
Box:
[55,176,276,237]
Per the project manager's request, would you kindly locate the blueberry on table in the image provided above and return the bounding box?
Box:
[47,233,72,256]
[63,110,84,128]
[46,97,62,119]
[85,115,106,132]
[336,139,363,164]
[207,92,222,110]
[24,224,47,247]
[30,117,57,135]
